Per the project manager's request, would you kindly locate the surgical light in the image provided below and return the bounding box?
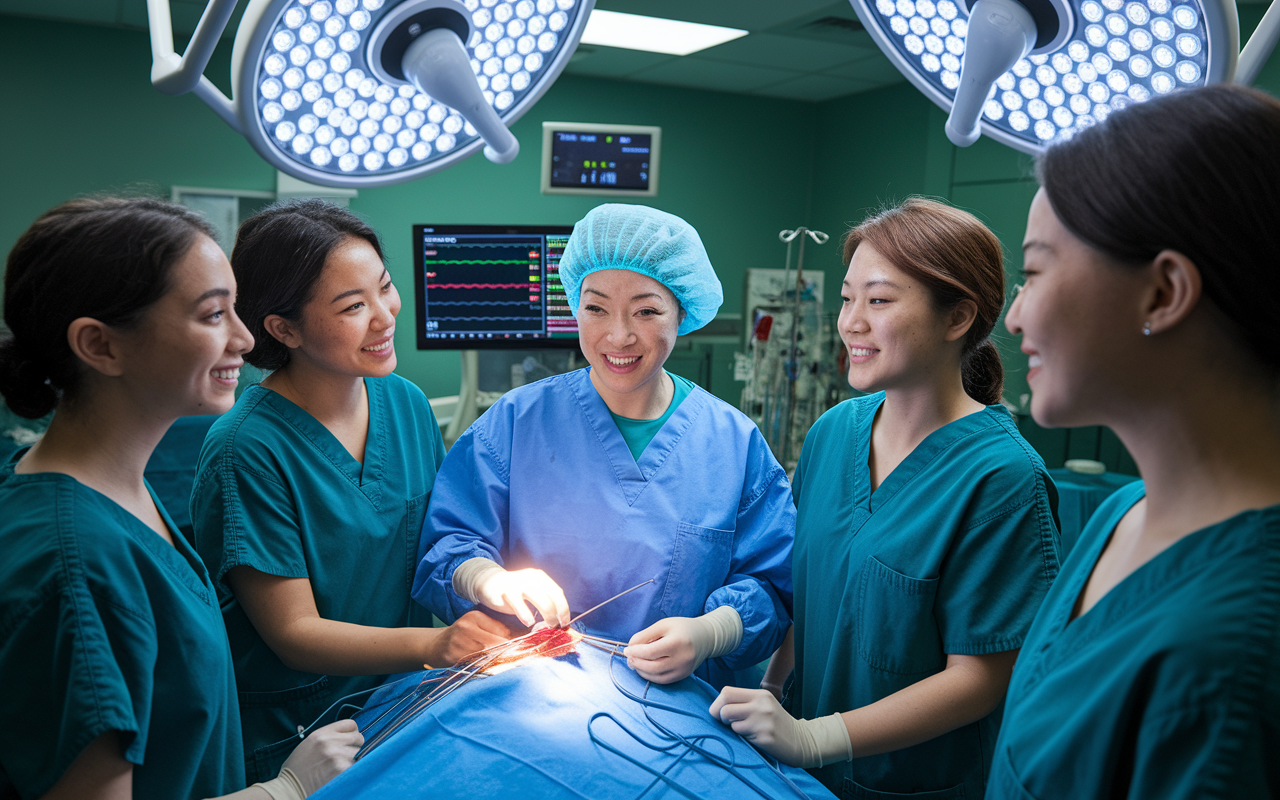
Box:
[147,0,595,187]
[578,10,748,56]
[847,0,1280,153]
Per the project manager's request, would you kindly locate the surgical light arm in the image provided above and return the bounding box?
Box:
[146,0,241,130]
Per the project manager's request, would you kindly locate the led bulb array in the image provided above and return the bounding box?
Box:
[256,0,580,176]
[872,0,1209,147]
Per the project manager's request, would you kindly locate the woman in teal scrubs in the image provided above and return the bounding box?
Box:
[987,86,1280,798]
[0,197,359,799]
[711,198,1060,798]
[191,200,514,782]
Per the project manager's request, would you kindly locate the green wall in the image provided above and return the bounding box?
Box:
[0,15,815,399]
[4,9,1279,469]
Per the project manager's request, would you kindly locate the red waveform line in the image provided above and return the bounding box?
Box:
[426,283,531,289]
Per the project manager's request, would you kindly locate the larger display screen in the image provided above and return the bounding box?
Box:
[413,224,579,350]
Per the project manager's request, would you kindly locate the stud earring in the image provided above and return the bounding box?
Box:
[1142,322,1152,336]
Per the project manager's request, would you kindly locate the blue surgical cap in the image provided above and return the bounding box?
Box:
[559,204,723,336]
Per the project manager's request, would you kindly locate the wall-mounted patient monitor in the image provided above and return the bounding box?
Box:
[414,224,580,350]
[540,122,661,197]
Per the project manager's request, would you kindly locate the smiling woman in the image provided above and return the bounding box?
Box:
[0,197,360,800]
[190,200,515,784]
[713,198,1060,799]
[415,203,796,693]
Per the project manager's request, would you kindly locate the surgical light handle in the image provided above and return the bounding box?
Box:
[1237,0,1280,84]
[146,0,241,130]
[945,0,1037,147]
[403,28,521,164]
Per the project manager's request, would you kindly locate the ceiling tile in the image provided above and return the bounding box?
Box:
[627,57,804,93]
[753,73,878,101]
[694,32,877,72]
[823,53,908,84]
[562,45,677,78]
[592,0,841,32]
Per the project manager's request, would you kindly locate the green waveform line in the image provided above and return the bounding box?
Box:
[429,259,532,265]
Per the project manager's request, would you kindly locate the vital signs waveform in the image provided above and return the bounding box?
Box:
[427,259,531,265]
[434,316,542,322]
[430,300,536,306]
[426,283,532,289]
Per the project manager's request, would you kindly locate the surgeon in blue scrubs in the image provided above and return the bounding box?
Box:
[192,200,514,783]
[987,86,1280,798]
[711,198,1060,798]
[0,197,359,800]
[415,204,794,689]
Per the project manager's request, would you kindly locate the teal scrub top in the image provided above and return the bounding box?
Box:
[789,394,1060,798]
[0,456,242,799]
[989,483,1280,799]
[191,374,444,782]
[608,372,696,461]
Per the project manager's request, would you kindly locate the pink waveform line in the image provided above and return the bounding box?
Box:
[426,283,531,289]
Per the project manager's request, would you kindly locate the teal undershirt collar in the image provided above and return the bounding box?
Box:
[608,372,696,462]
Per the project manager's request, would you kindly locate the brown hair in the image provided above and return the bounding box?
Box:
[843,198,1006,405]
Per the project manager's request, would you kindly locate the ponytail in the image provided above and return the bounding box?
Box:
[961,339,1004,406]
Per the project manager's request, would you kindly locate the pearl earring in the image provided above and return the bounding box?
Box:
[1142,322,1152,336]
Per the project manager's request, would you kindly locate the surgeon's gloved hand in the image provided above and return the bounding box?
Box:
[624,605,743,684]
[452,557,571,628]
[253,719,363,799]
[709,688,852,770]
[428,609,518,667]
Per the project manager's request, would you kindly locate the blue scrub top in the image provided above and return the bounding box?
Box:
[0,456,242,799]
[414,367,795,689]
[989,482,1280,799]
[191,374,444,782]
[789,394,1060,798]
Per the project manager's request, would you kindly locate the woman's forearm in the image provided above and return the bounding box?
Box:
[267,615,443,675]
[761,625,795,697]
[841,650,1019,758]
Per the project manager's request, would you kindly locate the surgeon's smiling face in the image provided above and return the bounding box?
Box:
[279,236,401,380]
[837,243,958,394]
[578,269,682,415]
[1005,189,1149,428]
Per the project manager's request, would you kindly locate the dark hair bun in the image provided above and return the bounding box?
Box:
[0,338,57,419]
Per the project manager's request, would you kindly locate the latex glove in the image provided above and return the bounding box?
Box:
[624,605,743,684]
[428,609,518,666]
[259,719,363,798]
[452,557,571,628]
[709,688,852,769]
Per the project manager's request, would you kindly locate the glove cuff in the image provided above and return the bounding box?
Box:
[253,767,307,800]
[452,557,504,604]
[795,713,853,769]
[700,605,744,660]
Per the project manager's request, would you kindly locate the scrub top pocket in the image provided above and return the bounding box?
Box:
[857,556,945,676]
[659,522,734,618]
[239,675,334,783]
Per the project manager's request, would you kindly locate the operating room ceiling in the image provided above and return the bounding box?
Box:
[1,0,909,101]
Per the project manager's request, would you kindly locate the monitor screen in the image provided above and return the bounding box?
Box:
[540,122,661,197]
[413,224,579,350]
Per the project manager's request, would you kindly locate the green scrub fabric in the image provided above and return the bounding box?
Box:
[789,394,1060,798]
[192,374,444,783]
[0,456,242,799]
[989,483,1280,799]
[608,372,695,461]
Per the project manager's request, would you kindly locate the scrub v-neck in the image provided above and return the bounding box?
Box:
[260,377,384,497]
[853,393,998,516]
[572,367,706,504]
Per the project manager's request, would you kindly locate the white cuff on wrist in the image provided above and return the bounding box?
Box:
[701,605,744,660]
[253,767,307,800]
[451,557,503,604]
